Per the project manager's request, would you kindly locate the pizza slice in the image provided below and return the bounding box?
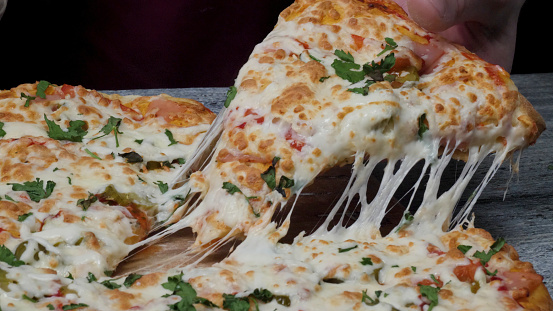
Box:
[150,0,544,250]
[0,82,215,277]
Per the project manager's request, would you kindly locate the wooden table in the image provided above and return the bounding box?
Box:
[109,72,553,292]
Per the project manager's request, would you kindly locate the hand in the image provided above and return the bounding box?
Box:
[394,0,526,72]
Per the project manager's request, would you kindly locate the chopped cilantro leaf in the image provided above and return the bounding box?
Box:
[44,115,88,142]
[84,148,102,160]
[260,165,277,190]
[224,85,237,108]
[155,181,169,194]
[260,157,294,197]
[418,284,440,311]
[101,279,121,289]
[222,182,259,216]
[92,116,123,147]
[418,113,428,139]
[162,272,217,310]
[36,80,52,98]
[0,245,25,267]
[87,272,97,283]
[17,212,33,222]
[0,122,6,138]
[223,293,250,311]
[334,49,355,62]
[457,245,472,254]
[319,76,330,82]
[20,93,36,107]
[395,210,414,233]
[360,257,373,265]
[222,182,242,195]
[338,245,358,253]
[22,294,38,303]
[308,53,321,62]
[473,237,505,266]
[77,193,97,211]
[331,57,365,84]
[123,273,143,288]
[165,129,178,146]
[361,289,379,306]
[250,288,273,303]
[362,53,396,82]
[62,303,89,310]
[377,37,398,56]
[47,304,55,310]
[8,178,56,202]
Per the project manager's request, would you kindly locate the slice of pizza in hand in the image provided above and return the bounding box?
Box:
[151,0,544,250]
[0,82,215,277]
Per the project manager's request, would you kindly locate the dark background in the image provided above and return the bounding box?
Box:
[0,0,547,91]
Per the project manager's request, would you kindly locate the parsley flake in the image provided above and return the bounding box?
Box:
[155,181,169,194]
[17,212,33,222]
[92,116,123,147]
[165,129,178,146]
[0,121,5,137]
[338,245,358,253]
[8,178,56,202]
[62,303,89,310]
[360,257,373,265]
[123,273,143,288]
[224,86,237,108]
[0,245,25,267]
[44,115,88,142]
[36,80,52,98]
[162,272,217,310]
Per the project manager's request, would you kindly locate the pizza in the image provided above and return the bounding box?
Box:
[151,0,544,248]
[0,81,215,279]
[0,0,552,310]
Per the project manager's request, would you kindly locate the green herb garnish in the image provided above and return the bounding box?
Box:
[165,129,178,146]
[123,273,143,288]
[338,245,358,253]
[62,303,89,310]
[0,122,6,137]
[457,245,472,254]
[77,192,98,211]
[44,114,88,142]
[8,178,56,202]
[418,113,428,139]
[155,181,169,194]
[92,116,123,147]
[84,148,102,160]
[224,86,237,108]
[36,80,52,98]
[0,245,25,267]
[161,272,217,311]
[360,257,373,265]
[17,212,33,222]
[222,182,259,216]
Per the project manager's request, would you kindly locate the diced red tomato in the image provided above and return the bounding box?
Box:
[285,128,305,152]
[60,84,76,98]
[453,260,481,282]
[351,34,364,50]
[426,244,445,256]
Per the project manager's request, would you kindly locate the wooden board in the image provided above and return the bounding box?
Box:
[108,73,553,292]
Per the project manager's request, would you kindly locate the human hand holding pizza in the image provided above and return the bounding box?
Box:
[394,0,526,72]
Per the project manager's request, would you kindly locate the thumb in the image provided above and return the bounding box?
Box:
[406,0,464,32]
[405,0,524,32]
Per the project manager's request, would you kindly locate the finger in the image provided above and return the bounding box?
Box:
[405,0,526,32]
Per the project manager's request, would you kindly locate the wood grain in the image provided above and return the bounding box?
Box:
[109,73,553,292]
